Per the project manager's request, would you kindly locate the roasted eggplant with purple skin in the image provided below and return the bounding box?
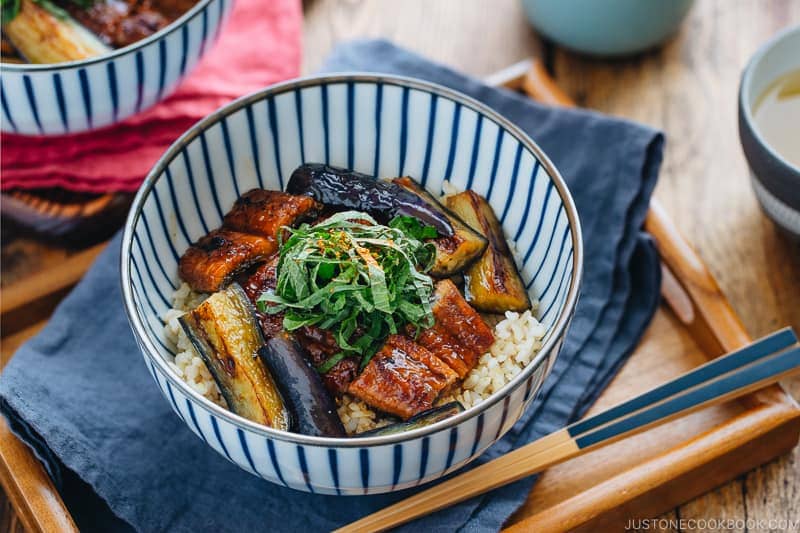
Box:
[445,191,531,313]
[393,177,488,277]
[179,283,291,430]
[356,402,465,437]
[286,163,454,236]
[259,332,346,437]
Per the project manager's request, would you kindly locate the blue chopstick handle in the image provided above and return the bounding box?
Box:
[575,345,800,449]
[568,328,797,437]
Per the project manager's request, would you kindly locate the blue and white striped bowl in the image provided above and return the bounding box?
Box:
[0,0,232,136]
[120,74,583,495]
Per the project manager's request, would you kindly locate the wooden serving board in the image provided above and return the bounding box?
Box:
[0,62,799,533]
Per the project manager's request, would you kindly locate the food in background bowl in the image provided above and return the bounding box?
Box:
[163,163,544,437]
[1,0,199,64]
[122,75,582,494]
[0,0,231,135]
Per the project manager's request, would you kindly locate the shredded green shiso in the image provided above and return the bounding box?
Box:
[256,211,438,372]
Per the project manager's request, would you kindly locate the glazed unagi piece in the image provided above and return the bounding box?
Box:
[413,326,473,378]
[293,326,360,396]
[179,229,274,293]
[64,0,171,48]
[348,335,459,420]
[223,189,321,240]
[239,255,285,339]
[179,190,320,292]
[424,279,495,376]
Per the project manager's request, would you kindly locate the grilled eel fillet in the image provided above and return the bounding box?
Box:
[348,280,495,418]
[239,254,284,338]
[348,335,459,420]
[421,279,495,377]
[179,190,321,292]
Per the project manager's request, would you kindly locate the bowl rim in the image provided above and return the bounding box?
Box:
[739,24,800,176]
[0,0,218,73]
[120,72,585,447]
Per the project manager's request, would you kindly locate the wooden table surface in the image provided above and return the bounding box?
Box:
[2,0,799,530]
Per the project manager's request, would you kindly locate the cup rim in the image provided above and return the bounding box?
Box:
[739,24,800,176]
[120,72,585,447]
[0,0,217,72]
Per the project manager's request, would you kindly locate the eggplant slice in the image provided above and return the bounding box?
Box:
[179,283,291,430]
[393,177,487,277]
[259,333,346,437]
[445,191,532,313]
[357,402,465,437]
[286,163,454,236]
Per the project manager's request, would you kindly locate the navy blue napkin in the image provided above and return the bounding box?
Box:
[0,40,663,532]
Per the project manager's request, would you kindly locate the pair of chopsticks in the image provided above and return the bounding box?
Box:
[337,328,800,532]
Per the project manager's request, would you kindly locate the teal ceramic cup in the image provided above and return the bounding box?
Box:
[520,0,694,56]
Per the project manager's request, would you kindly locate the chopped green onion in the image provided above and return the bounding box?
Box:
[317,352,347,374]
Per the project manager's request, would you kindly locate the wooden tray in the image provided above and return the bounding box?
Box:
[1,190,131,245]
[0,61,798,533]
[496,60,800,532]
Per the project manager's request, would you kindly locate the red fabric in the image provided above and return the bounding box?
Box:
[0,0,302,193]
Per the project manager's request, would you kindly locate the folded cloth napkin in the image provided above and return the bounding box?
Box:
[0,0,301,194]
[0,40,664,532]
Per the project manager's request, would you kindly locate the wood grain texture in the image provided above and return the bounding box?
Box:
[0,420,77,533]
[0,237,71,289]
[301,0,542,77]
[0,242,106,342]
[0,491,26,533]
[547,1,800,529]
[1,243,105,317]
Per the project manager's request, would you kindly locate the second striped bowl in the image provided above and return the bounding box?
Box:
[120,74,583,494]
[0,0,233,136]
